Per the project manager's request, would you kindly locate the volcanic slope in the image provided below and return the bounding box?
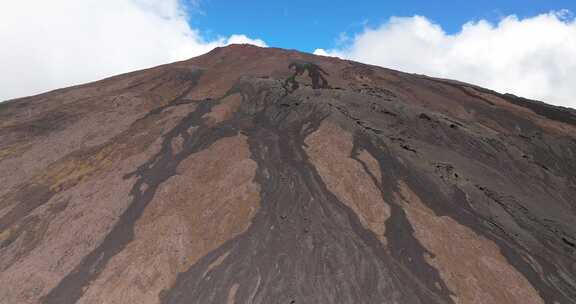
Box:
[0,44,575,304]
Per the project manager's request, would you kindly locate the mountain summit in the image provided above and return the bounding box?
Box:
[1,44,575,304]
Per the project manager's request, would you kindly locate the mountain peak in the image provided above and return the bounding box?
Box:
[1,46,575,304]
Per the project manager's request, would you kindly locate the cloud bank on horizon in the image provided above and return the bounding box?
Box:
[315,11,576,108]
[0,0,266,101]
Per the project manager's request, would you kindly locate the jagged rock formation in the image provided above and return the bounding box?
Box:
[1,44,575,304]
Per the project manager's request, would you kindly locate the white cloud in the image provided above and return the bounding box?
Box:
[316,11,576,108]
[0,0,266,101]
[225,34,267,47]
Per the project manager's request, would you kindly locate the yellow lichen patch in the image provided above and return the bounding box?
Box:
[76,134,261,304]
[0,228,13,243]
[36,144,116,192]
[0,145,25,161]
[0,148,14,160]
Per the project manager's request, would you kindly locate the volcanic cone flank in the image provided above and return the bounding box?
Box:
[1,44,575,304]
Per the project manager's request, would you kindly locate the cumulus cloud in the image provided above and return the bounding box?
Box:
[0,0,266,101]
[315,11,576,108]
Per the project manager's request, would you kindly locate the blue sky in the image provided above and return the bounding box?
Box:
[188,0,576,52]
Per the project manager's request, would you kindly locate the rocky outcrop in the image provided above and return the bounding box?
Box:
[0,44,575,303]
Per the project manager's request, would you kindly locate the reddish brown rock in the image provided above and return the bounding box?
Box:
[0,44,574,304]
[396,181,543,304]
[306,122,391,245]
[76,135,259,304]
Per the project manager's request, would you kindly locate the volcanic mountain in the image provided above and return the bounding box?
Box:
[1,44,575,304]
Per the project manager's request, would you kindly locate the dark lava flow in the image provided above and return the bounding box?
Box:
[159,79,441,304]
[41,70,244,304]
[41,73,576,303]
[158,77,576,303]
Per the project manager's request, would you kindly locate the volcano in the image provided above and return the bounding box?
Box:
[0,44,575,304]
